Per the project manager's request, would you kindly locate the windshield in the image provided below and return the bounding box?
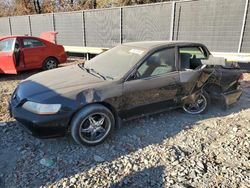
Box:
[84,45,147,80]
[0,38,15,52]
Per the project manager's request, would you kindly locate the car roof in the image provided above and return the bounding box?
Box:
[0,35,54,45]
[124,40,205,50]
[0,35,43,40]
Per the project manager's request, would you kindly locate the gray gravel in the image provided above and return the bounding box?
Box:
[0,71,249,188]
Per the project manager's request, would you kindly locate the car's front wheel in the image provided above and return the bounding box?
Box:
[70,104,115,146]
[182,92,210,115]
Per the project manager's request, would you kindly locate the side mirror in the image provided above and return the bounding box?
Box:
[127,71,139,81]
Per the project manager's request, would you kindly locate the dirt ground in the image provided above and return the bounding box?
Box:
[0,61,249,187]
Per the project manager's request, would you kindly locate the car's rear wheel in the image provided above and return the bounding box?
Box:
[43,57,58,70]
[70,104,115,146]
[182,92,210,114]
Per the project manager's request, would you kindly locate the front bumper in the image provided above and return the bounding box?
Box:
[9,101,71,138]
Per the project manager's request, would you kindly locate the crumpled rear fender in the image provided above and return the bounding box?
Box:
[201,55,250,72]
[181,90,201,104]
[179,67,215,104]
[231,62,250,73]
[180,67,213,94]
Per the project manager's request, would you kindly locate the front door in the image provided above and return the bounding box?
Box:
[120,47,180,119]
[0,38,17,74]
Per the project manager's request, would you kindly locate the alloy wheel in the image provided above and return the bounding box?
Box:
[183,93,207,114]
[46,59,57,70]
[79,113,111,144]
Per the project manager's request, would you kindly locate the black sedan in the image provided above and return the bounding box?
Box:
[9,41,244,145]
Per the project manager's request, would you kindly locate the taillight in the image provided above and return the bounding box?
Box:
[238,73,244,82]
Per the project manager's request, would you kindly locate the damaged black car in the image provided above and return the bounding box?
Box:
[9,41,245,145]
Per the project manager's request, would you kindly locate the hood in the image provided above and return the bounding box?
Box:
[17,65,107,102]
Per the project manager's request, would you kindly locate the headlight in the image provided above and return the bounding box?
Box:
[22,101,61,115]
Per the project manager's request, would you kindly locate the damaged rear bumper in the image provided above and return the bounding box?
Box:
[222,87,243,107]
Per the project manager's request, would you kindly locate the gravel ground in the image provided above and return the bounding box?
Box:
[0,61,249,188]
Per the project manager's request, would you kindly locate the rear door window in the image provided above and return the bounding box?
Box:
[22,38,45,48]
[179,47,206,59]
[179,46,207,70]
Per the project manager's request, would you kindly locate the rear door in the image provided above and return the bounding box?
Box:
[178,46,210,95]
[21,37,47,69]
[0,38,17,74]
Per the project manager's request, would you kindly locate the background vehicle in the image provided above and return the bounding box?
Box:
[9,41,245,145]
[0,33,67,74]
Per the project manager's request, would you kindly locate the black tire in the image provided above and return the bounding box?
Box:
[182,91,210,115]
[70,104,115,146]
[43,57,58,70]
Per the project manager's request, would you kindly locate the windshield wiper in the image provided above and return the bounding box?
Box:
[106,76,114,80]
[89,68,106,80]
[78,64,114,80]
[78,63,89,72]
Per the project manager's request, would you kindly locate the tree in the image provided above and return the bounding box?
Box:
[0,1,11,17]
[33,0,42,14]
[0,0,172,17]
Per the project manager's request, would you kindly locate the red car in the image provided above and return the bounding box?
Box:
[0,33,67,74]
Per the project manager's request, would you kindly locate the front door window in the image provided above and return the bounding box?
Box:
[0,38,15,52]
[137,47,176,79]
